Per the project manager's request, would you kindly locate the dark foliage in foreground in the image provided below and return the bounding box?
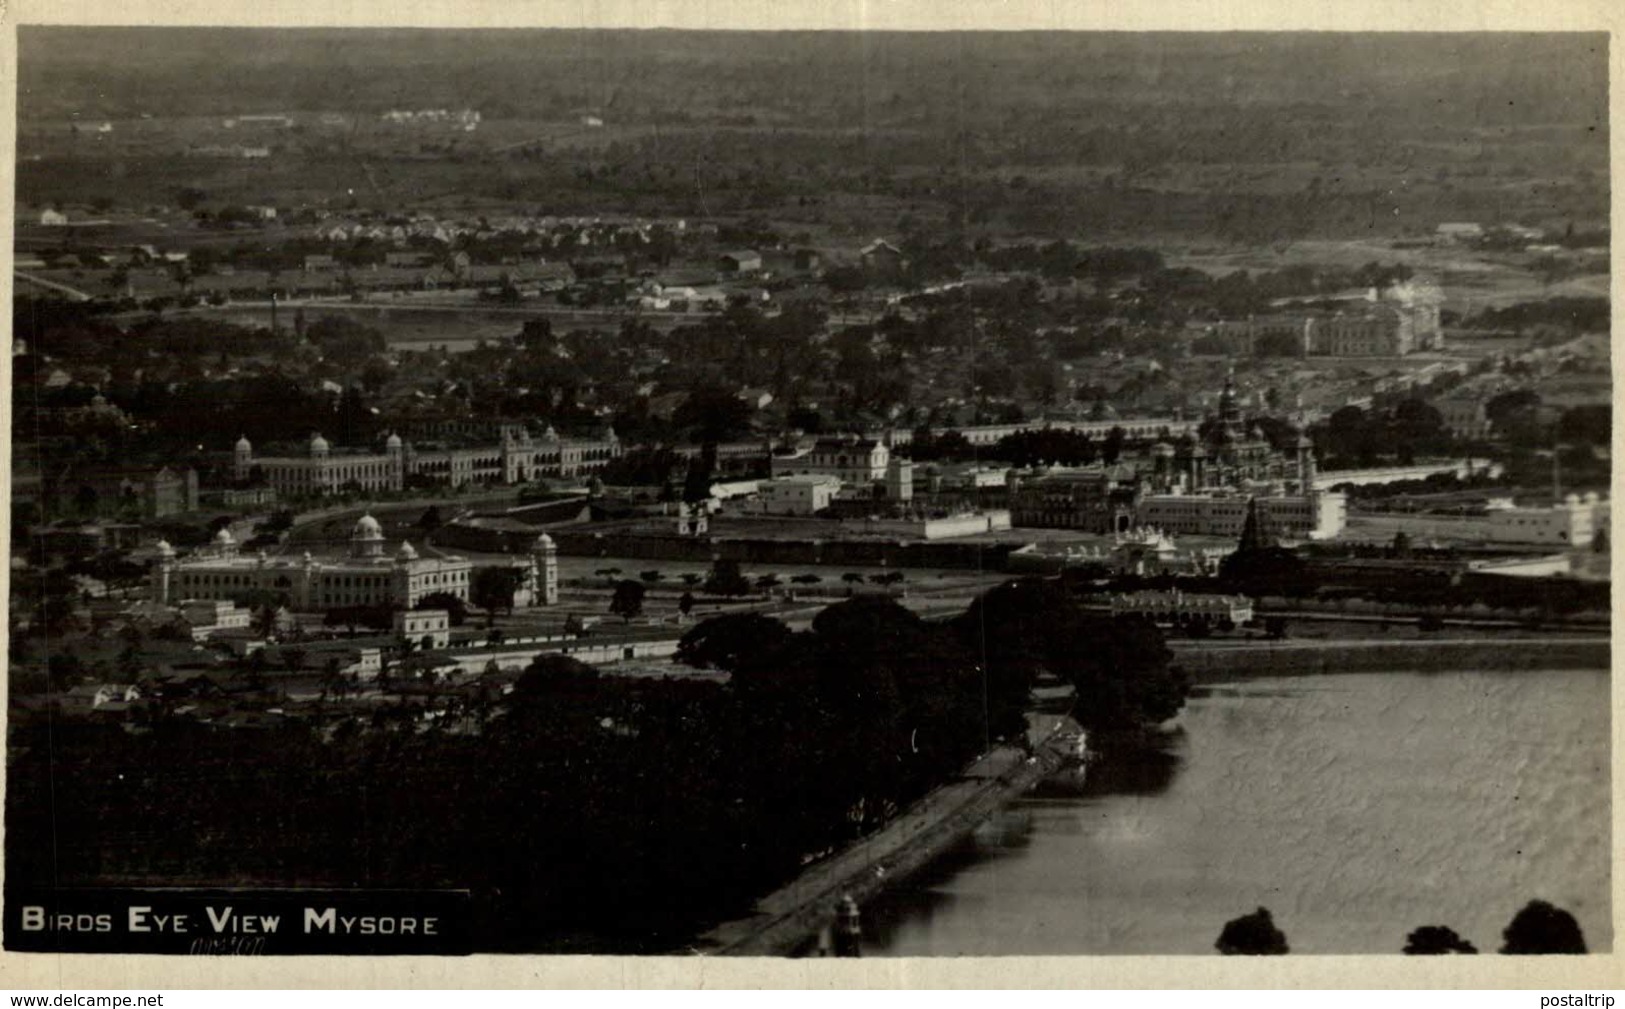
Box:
[1216,907,1290,955]
[9,585,1183,951]
[1500,900,1588,955]
[1404,926,1478,955]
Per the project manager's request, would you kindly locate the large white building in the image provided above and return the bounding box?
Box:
[150,517,560,612]
[233,426,621,498]
[771,436,891,484]
[757,474,842,516]
[1135,489,1347,540]
[1193,279,1444,358]
[1349,493,1609,548]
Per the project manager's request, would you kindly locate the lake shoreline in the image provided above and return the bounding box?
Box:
[1171,636,1609,682]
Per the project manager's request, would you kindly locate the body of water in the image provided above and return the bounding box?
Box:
[862,669,1611,955]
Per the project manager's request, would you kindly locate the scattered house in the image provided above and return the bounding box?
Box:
[226,114,294,129]
[384,250,434,268]
[647,391,689,421]
[39,208,68,226]
[182,600,255,641]
[507,261,576,294]
[1497,223,1545,241]
[303,254,338,272]
[1435,222,1484,243]
[860,239,907,275]
[58,683,142,713]
[395,609,452,651]
[738,387,774,410]
[718,250,763,274]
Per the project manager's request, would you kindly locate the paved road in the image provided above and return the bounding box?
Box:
[14,269,95,301]
[696,711,1076,956]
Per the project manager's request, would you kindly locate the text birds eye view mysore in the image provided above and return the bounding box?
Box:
[3,27,1610,958]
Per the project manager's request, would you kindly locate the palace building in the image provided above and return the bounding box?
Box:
[1009,370,1345,539]
[232,425,621,498]
[149,515,559,612]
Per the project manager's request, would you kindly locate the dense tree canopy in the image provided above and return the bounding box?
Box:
[954,578,1185,734]
[1500,900,1587,955]
[1216,907,1290,955]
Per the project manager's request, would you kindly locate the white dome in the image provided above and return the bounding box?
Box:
[310,433,330,453]
[534,532,555,549]
[155,539,175,557]
[235,435,252,452]
[213,527,235,546]
[385,432,403,449]
[353,514,383,539]
[396,540,419,561]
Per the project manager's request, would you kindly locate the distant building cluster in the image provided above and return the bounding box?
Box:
[380,108,481,130]
[762,436,914,515]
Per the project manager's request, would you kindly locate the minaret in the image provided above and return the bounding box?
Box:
[234,435,253,482]
[310,432,332,494]
[1219,365,1243,440]
[1295,430,1315,494]
[385,432,405,492]
[534,533,559,605]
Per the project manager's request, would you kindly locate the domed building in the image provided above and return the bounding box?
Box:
[1164,369,1290,492]
[150,514,560,613]
[229,424,622,499]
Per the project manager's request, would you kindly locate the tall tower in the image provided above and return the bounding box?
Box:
[310,432,332,493]
[534,533,559,606]
[385,432,405,491]
[1295,429,1315,494]
[885,456,914,503]
[1218,366,1243,440]
[150,540,177,604]
[233,435,253,482]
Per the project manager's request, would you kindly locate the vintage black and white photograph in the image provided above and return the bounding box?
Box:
[4,13,1612,964]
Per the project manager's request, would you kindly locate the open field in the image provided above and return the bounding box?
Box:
[17,30,1607,243]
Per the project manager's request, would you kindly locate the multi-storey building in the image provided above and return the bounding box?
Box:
[771,435,890,485]
[232,425,621,498]
[1135,490,1346,540]
[1191,279,1443,358]
[150,516,560,612]
[1009,467,1139,534]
